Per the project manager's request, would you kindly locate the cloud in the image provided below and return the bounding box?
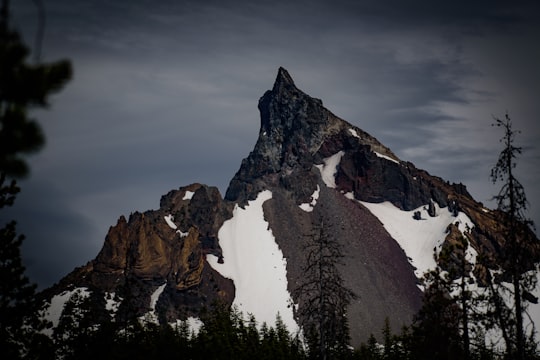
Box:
[7,0,540,289]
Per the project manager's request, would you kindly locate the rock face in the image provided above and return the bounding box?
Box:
[41,67,539,347]
[44,183,235,323]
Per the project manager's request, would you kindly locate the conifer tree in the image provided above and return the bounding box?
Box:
[490,113,537,360]
[294,213,356,360]
[438,234,478,359]
[411,265,464,360]
[0,191,44,358]
[0,1,71,357]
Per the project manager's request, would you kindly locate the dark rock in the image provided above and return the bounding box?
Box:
[428,200,436,217]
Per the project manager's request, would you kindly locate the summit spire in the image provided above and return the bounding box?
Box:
[275,67,295,86]
[272,67,298,94]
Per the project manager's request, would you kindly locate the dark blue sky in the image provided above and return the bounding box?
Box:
[5,0,540,288]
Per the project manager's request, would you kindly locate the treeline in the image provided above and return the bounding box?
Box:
[23,297,539,360]
[38,302,305,360]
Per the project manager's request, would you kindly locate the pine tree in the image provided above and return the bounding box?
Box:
[356,334,382,360]
[0,1,72,357]
[438,234,479,359]
[0,200,42,358]
[294,213,356,360]
[490,113,537,360]
[411,266,464,360]
[0,0,71,177]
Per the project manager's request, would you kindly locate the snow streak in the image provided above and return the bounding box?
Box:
[316,151,344,188]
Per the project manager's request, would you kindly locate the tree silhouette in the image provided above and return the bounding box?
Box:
[490,112,537,360]
[294,213,356,360]
[0,1,72,357]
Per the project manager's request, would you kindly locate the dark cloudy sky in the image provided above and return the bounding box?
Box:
[6,0,540,288]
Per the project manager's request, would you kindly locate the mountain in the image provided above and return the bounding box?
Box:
[39,67,540,347]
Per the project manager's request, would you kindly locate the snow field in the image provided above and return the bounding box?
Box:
[358,200,474,278]
[207,190,298,333]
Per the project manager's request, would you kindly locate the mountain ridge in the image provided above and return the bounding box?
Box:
[38,67,540,347]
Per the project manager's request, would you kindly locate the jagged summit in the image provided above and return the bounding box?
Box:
[272,66,297,93]
[226,67,397,204]
[258,67,326,134]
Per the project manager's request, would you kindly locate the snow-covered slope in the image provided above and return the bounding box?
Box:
[207,190,298,332]
[359,200,474,278]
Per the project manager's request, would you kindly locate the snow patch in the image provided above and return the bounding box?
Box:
[299,185,320,212]
[465,242,478,266]
[359,200,474,278]
[207,190,298,333]
[104,292,122,316]
[170,317,204,336]
[349,128,360,138]
[164,214,177,230]
[165,214,189,237]
[344,191,355,200]
[183,191,195,200]
[527,272,540,342]
[315,151,345,188]
[374,151,399,164]
[42,287,91,334]
[176,229,189,238]
[186,317,204,334]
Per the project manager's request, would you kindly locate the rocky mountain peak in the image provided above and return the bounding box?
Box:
[272,66,297,93]
[257,67,327,142]
[226,68,337,202]
[39,67,540,349]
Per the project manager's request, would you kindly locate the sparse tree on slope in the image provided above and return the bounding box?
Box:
[411,263,464,360]
[294,213,357,360]
[490,112,537,360]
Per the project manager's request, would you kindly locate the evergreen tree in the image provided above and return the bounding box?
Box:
[0,0,71,177]
[0,1,71,358]
[356,334,382,360]
[437,234,479,359]
[490,113,537,360]
[294,214,356,360]
[411,265,464,360]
